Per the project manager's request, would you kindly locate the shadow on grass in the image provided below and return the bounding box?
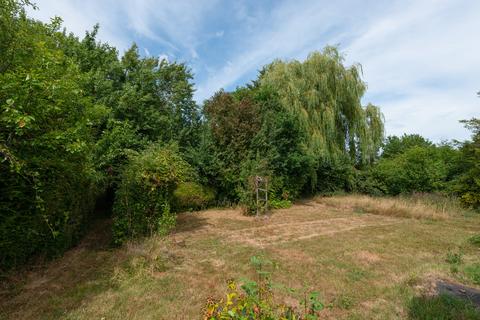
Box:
[0,219,122,319]
[408,294,480,320]
[0,211,210,319]
[174,212,212,234]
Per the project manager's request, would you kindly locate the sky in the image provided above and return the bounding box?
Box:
[27,0,479,142]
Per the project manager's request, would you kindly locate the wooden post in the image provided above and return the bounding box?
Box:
[254,176,268,217]
[265,177,268,214]
[256,176,259,217]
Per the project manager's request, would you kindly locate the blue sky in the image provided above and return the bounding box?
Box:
[28,0,479,141]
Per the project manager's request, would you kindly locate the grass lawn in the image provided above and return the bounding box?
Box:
[1,195,479,319]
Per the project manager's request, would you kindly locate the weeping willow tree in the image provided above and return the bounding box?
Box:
[260,47,384,165]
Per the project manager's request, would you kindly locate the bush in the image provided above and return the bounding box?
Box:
[268,199,292,209]
[451,119,480,209]
[373,146,449,195]
[173,181,215,211]
[353,169,387,196]
[112,144,194,245]
[0,17,101,269]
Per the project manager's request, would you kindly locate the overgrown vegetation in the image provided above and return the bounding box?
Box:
[0,0,479,272]
[112,144,195,244]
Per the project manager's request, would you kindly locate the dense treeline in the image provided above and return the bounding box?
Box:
[0,0,478,270]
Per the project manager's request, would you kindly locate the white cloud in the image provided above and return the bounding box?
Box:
[158,54,169,63]
[345,0,480,141]
[196,0,480,141]
[27,0,130,52]
[27,0,479,141]
[195,0,351,101]
[121,0,218,57]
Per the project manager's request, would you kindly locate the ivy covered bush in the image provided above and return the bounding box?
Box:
[112,144,195,244]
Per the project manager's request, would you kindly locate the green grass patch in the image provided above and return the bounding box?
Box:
[468,234,480,247]
[408,294,480,320]
[464,263,480,285]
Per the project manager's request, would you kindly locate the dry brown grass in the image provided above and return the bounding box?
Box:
[316,194,459,220]
[1,195,479,319]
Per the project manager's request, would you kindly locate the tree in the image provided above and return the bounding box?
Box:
[381,134,433,158]
[452,119,480,208]
[259,47,384,166]
[0,12,99,268]
[115,44,200,145]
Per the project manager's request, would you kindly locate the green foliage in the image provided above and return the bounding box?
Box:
[94,119,147,188]
[268,199,292,209]
[355,134,467,198]
[201,50,385,206]
[173,181,215,211]
[0,0,202,269]
[451,119,480,209]
[251,96,317,197]
[112,144,194,244]
[0,7,101,269]
[115,44,200,146]
[408,294,480,320]
[260,47,384,165]
[376,146,449,194]
[381,134,433,158]
[203,256,324,320]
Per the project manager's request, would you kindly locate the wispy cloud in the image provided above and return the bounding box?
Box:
[27,0,130,52]
[345,0,480,140]
[27,0,479,141]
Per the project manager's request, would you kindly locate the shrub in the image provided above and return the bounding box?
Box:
[268,199,292,209]
[451,119,480,209]
[0,16,101,269]
[373,146,449,195]
[112,144,194,245]
[173,182,215,211]
[353,168,387,196]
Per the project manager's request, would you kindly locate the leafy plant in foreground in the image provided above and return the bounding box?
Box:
[203,256,324,319]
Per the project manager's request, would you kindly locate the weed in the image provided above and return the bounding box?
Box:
[445,251,463,265]
[336,294,354,310]
[468,234,480,247]
[203,256,325,319]
[347,268,367,282]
